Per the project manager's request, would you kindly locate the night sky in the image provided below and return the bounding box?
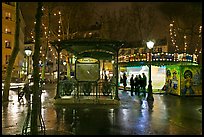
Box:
[20,2,168,39]
[20,2,202,53]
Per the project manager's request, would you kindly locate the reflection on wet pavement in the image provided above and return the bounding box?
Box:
[2,83,202,135]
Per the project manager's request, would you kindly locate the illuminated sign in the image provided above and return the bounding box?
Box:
[77,58,98,63]
[75,58,100,82]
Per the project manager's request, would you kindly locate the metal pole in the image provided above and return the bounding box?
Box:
[114,50,120,100]
[27,55,29,77]
[66,56,71,79]
[54,47,61,99]
[102,60,104,79]
[147,50,154,101]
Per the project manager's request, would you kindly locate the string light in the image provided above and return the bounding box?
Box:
[199,48,202,54]
[169,20,179,52]
[197,25,202,54]
[184,35,187,53]
[29,7,71,66]
[57,10,62,42]
[30,6,58,62]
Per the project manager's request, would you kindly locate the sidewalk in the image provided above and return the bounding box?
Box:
[2,84,202,135]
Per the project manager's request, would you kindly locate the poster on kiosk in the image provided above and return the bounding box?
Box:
[165,65,202,96]
[165,65,180,95]
[180,65,202,96]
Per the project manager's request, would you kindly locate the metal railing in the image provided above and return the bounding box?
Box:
[58,79,116,100]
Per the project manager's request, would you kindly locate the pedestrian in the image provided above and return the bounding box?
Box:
[104,74,108,82]
[134,75,139,96]
[123,73,127,91]
[130,74,134,96]
[23,81,31,104]
[142,73,147,97]
[120,75,123,84]
[138,74,142,95]
[63,75,68,80]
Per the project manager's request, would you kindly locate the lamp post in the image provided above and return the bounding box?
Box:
[63,61,66,75]
[25,49,32,77]
[39,60,42,74]
[146,41,154,101]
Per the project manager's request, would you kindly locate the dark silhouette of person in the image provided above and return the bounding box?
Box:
[134,75,139,96]
[141,73,147,97]
[123,73,127,91]
[103,73,110,95]
[23,82,31,104]
[130,74,134,96]
[63,75,68,80]
[138,74,142,95]
[120,75,123,84]
[104,74,108,82]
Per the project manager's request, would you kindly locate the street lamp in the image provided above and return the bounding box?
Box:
[39,60,42,74]
[39,60,42,66]
[146,40,154,102]
[25,48,32,77]
[63,61,66,75]
[63,60,66,66]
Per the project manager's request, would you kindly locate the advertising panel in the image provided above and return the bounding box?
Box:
[180,65,202,96]
[165,65,180,95]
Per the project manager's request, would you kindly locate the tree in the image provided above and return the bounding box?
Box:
[99,3,158,46]
[32,2,97,79]
[30,2,43,135]
[3,2,20,102]
[40,3,56,81]
[158,2,202,54]
[129,3,157,42]
[99,8,131,41]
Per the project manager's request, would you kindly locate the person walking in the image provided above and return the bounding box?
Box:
[130,74,134,96]
[104,74,108,82]
[142,73,147,97]
[23,80,31,104]
[134,75,139,96]
[63,75,68,80]
[123,73,127,91]
[138,74,142,96]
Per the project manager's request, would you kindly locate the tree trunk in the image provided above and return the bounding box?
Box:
[41,6,51,81]
[30,2,43,135]
[3,2,20,103]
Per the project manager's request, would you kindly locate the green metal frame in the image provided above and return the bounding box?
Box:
[50,38,127,100]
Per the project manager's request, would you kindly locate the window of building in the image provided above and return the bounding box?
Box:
[3,2,15,6]
[93,32,100,38]
[140,49,145,53]
[158,47,162,52]
[5,12,12,20]
[6,55,11,64]
[5,28,11,34]
[5,40,11,49]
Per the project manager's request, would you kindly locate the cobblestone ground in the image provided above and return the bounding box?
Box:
[2,83,202,135]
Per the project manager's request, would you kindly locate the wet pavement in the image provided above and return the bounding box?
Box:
[2,83,202,135]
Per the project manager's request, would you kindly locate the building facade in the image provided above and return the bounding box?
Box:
[2,2,26,80]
